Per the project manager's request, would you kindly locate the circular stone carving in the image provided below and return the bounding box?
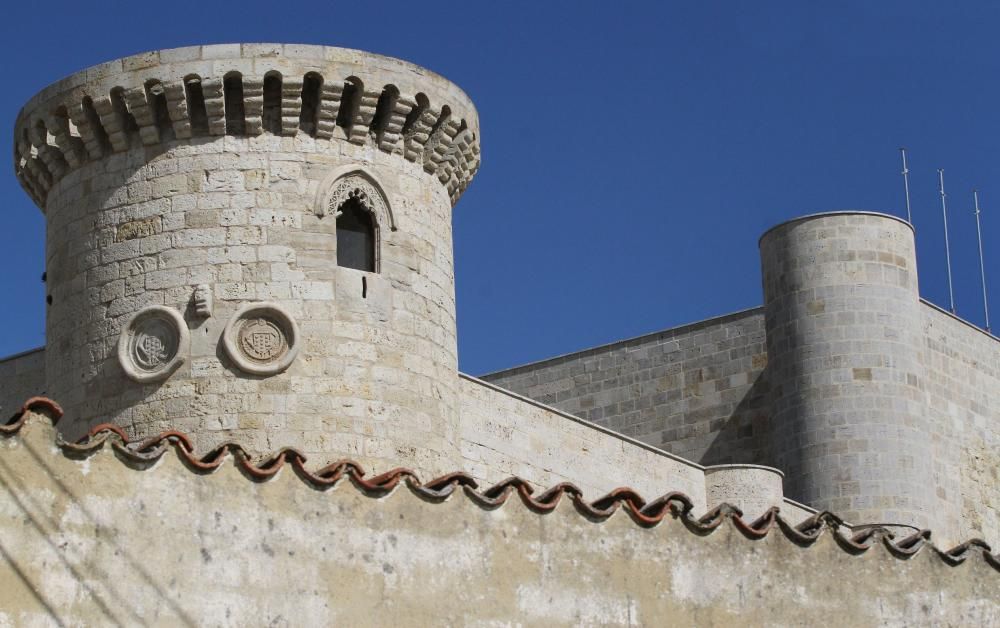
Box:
[117,306,188,383]
[222,302,300,376]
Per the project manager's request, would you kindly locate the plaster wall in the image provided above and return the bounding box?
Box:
[0,349,45,416]
[0,410,995,628]
[482,309,770,465]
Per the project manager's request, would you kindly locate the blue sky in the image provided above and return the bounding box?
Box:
[1,1,997,373]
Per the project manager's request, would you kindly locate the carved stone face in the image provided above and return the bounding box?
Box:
[193,284,212,318]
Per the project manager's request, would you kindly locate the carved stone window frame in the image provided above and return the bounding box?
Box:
[315,165,395,273]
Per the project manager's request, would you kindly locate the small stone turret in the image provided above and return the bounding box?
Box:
[759,212,938,532]
[14,44,480,477]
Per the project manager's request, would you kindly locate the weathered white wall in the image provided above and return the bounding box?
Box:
[3,301,996,545]
[0,409,995,628]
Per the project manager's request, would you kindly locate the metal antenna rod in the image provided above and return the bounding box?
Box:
[938,169,956,314]
[973,189,991,332]
[900,148,913,224]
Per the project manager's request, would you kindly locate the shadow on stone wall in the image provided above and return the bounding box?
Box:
[700,366,772,467]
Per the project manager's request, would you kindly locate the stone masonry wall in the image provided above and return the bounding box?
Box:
[920,303,1000,545]
[481,279,999,546]
[482,309,770,465]
[759,213,936,532]
[0,409,995,627]
[43,136,462,477]
[17,44,481,479]
[459,375,709,511]
[0,349,45,417]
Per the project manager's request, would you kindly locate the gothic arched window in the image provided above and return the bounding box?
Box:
[336,197,376,272]
[319,170,394,273]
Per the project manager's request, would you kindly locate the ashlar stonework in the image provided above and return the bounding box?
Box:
[1,43,997,625]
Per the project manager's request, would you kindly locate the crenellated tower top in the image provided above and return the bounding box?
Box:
[14,43,480,209]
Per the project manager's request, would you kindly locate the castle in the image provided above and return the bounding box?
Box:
[0,44,996,625]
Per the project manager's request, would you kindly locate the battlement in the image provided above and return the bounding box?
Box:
[14,44,481,208]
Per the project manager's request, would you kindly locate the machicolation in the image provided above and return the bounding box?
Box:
[15,44,481,209]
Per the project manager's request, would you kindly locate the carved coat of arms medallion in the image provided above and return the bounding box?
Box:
[238,318,287,363]
[133,318,177,369]
[117,306,188,383]
[222,302,300,376]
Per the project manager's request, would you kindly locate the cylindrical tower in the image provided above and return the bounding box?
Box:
[14,44,480,477]
[759,212,937,530]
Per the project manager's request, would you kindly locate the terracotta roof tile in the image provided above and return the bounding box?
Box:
[5,397,999,572]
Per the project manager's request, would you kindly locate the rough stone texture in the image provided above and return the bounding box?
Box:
[483,308,771,464]
[15,44,480,480]
[0,349,45,417]
[760,212,937,533]
[704,464,785,523]
[0,410,996,628]
[920,303,1000,546]
[5,42,999,578]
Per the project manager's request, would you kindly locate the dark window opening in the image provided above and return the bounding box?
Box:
[223,72,246,135]
[336,79,360,132]
[299,73,322,136]
[146,81,174,140]
[336,198,375,272]
[371,85,398,142]
[262,72,283,135]
[184,76,209,135]
[110,87,139,134]
[81,96,111,152]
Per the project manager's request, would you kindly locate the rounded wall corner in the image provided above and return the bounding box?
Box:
[758,210,915,248]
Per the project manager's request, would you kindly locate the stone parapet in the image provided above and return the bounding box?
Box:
[14,44,480,209]
[704,464,785,522]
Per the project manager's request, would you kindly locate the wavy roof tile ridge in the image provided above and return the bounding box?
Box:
[4,397,999,573]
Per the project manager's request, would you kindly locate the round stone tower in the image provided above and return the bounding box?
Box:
[759,212,938,531]
[14,44,480,477]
